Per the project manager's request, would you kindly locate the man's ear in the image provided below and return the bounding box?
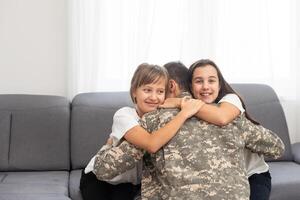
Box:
[168,79,176,93]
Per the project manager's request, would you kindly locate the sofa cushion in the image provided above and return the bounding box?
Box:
[0,174,4,182]
[71,92,133,169]
[292,142,300,163]
[0,111,10,170]
[269,162,300,200]
[69,170,83,200]
[0,171,69,199]
[9,108,69,170]
[232,84,292,161]
[0,195,71,200]
[0,95,70,171]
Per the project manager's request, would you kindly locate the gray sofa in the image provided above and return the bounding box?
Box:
[0,84,299,200]
[0,95,70,200]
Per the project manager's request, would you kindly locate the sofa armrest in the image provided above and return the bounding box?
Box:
[292,142,300,164]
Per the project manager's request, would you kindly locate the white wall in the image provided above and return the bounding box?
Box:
[0,0,67,97]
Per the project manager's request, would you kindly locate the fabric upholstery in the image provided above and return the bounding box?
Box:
[269,162,300,200]
[0,171,69,199]
[0,111,10,170]
[292,142,300,164]
[0,95,70,171]
[232,84,292,161]
[70,92,133,169]
[69,170,83,200]
[0,195,71,200]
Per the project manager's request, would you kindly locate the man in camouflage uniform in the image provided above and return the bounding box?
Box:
[94,62,284,200]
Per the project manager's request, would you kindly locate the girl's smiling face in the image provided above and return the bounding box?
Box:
[133,77,166,117]
[191,65,220,103]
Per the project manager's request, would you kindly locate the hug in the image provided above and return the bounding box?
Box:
[79,59,285,200]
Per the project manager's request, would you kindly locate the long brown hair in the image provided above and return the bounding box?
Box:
[188,59,259,125]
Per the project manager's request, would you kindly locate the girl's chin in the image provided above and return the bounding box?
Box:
[199,97,213,104]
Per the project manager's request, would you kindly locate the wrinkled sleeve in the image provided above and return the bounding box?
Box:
[241,116,285,159]
[93,140,145,180]
[140,110,160,133]
[93,110,160,181]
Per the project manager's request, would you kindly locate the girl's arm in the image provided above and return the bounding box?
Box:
[160,95,241,126]
[124,98,204,153]
[194,102,240,126]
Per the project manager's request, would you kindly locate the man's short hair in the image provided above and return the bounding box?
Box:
[163,61,189,92]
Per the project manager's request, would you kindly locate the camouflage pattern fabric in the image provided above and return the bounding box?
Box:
[140,109,284,200]
[93,139,145,181]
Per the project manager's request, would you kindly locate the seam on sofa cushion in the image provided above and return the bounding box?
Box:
[0,174,7,183]
[8,113,12,166]
[0,105,69,112]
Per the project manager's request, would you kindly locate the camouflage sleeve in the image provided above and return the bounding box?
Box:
[93,140,145,180]
[140,110,161,133]
[241,116,285,159]
[93,110,160,181]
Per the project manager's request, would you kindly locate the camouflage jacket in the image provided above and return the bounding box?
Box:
[93,107,284,200]
[139,110,284,200]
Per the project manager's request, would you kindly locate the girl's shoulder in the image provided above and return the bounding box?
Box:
[219,93,245,113]
[219,93,240,103]
[110,106,139,142]
[116,106,135,114]
[114,106,139,119]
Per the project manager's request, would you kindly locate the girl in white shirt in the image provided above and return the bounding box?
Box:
[188,59,271,200]
[80,63,203,200]
[160,59,272,200]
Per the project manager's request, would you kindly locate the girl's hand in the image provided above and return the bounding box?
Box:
[159,98,181,108]
[105,137,113,145]
[180,97,205,118]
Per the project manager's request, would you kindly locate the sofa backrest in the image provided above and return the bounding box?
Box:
[0,95,70,171]
[232,84,292,161]
[70,92,133,169]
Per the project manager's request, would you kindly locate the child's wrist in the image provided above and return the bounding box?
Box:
[177,98,182,108]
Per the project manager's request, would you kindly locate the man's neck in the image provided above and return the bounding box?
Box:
[178,91,191,98]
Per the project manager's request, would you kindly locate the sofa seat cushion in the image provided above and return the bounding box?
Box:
[0,194,71,200]
[269,162,300,200]
[69,170,83,200]
[0,171,69,198]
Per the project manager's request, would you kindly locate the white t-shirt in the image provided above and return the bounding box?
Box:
[84,107,143,185]
[219,93,269,177]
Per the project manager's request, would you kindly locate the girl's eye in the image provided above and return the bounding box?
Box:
[158,90,165,94]
[195,79,203,84]
[143,88,151,92]
[208,79,216,83]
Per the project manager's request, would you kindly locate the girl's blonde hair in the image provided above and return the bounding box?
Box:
[130,63,169,103]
